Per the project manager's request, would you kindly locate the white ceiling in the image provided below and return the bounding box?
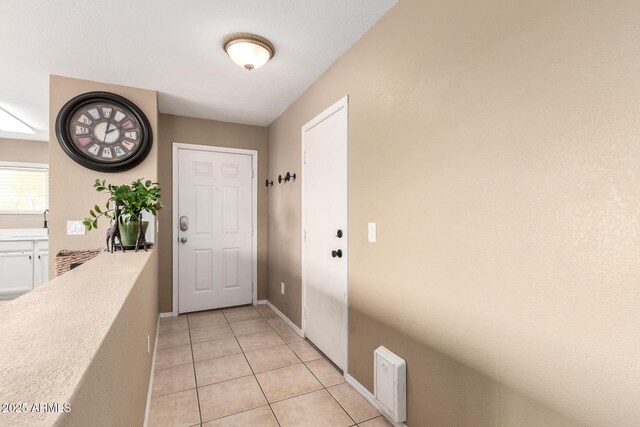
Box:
[0,0,396,141]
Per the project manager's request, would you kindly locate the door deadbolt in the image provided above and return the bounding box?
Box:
[179,216,189,231]
[180,237,188,243]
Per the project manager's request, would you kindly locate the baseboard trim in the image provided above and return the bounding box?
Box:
[159,312,173,318]
[143,315,161,427]
[265,300,304,337]
[255,299,268,306]
[344,373,408,427]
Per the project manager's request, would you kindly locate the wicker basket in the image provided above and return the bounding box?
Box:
[54,249,103,277]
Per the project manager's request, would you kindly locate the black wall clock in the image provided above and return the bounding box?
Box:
[55,91,153,172]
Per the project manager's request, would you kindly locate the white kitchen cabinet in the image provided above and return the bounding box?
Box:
[0,237,49,298]
[0,251,34,295]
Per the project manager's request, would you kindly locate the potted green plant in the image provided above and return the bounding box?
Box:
[83,178,162,252]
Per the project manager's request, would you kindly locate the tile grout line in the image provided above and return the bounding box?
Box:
[236,330,283,427]
[254,306,284,426]
[194,312,249,425]
[303,357,357,426]
[187,315,205,426]
[262,306,365,425]
[166,306,361,426]
[198,307,279,424]
[272,315,357,426]
[189,307,281,424]
[257,309,325,404]
[266,386,328,405]
[156,327,191,351]
[253,310,325,411]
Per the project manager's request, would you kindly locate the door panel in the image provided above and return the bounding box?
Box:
[303,98,348,370]
[178,149,253,313]
[0,252,34,295]
[194,249,213,291]
[222,248,239,289]
[222,186,239,233]
[195,186,212,234]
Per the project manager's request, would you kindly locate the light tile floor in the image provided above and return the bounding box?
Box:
[150,305,392,427]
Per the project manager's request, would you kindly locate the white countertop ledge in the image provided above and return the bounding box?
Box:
[0,228,49,241]
[0,251,153,426]
[0,236,49,242]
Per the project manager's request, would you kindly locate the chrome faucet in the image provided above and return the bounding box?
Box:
[43,209,49,229]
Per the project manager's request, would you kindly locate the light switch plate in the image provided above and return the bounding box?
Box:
[368,222,377,243]
[67,221,86,236]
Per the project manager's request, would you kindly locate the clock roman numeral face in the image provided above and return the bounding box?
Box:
[68,101,143,163]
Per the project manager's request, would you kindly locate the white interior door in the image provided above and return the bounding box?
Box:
[177,148,254,313]
[303,96,348,370]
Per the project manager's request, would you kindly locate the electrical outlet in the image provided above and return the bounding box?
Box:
[281,282,285,295]
[147,334,150,355]
[67,221,86,236]
[368,222,377,243]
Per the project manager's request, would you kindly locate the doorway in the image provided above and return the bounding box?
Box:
[302,96,349,371]
[172,143,257,315]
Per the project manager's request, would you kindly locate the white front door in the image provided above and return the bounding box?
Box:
[303,96,348,371]
[177,148,254,313]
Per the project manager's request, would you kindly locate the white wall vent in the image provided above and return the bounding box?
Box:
[374,346,406,423]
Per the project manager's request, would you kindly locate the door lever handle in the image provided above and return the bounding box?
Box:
[331,249,343,258]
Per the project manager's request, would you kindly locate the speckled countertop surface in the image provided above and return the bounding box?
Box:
[0,251,152,426]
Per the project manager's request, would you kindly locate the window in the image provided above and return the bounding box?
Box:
[0,162,49,214]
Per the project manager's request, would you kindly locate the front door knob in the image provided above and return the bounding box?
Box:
[331,249,343,258]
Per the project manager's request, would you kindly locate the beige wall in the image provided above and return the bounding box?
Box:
[0,137,48,163]
[49,75,158,277]
[0,137,49,229]
[267,0,640,425]
[157,113,268,312]
[57,250,158,426]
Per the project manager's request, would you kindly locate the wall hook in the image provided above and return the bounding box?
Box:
[265,179,273,187]
[285,172,297,182]
[278,172,297,184]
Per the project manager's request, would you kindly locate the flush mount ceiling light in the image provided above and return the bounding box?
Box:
[223,33,275,71]
[0,107,34,134]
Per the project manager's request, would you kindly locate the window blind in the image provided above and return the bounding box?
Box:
[0,165,49,214]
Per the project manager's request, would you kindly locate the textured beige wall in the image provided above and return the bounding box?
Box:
[57,250,158,427]
[48,75,158,278]
[268,0,640,425]
[0,137,49,229]
[0,251,156,426]
[157,113,268,312]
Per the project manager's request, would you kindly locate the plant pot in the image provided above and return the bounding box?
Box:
[119,221,149,249]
